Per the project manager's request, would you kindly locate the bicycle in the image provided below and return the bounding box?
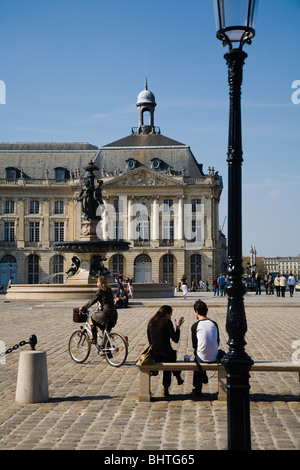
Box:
[68,310,128,367]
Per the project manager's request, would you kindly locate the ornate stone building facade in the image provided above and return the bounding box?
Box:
[0,83,226,288]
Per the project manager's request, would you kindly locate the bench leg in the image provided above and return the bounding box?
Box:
[139,370,151,402]
[217,368,227,401]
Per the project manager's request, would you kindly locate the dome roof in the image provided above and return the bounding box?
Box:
[137,79,156,106]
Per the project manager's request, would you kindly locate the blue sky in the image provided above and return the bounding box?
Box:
[1,0,299,258]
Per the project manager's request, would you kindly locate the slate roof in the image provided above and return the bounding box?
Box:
[0,143,98,179]
[103,133,185,148]
[0,142,98,151]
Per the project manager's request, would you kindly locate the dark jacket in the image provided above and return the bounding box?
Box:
[147,317,180,356]
[83,287,117,326]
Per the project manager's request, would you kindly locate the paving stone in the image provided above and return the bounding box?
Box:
[0,293,299,451]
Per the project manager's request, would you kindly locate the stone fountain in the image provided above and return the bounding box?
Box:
[6,161,130,300]
[6,160,173,300]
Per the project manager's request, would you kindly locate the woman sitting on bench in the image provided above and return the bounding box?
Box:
[147,305,184,397]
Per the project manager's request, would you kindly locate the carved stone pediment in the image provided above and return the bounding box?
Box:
[103,168,186,187]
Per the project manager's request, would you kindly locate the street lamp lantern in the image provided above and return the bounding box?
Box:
[213,0,258,48]
[213,0,258,451]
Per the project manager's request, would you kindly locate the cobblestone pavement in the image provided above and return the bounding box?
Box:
[0,292,299,451]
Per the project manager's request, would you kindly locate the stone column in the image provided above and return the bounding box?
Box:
[177,195,184,240]
[151,196,159,242]
[17,198,25,248]
[128,197,134,241]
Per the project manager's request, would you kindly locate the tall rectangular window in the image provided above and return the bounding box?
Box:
[113,221,124,241]
[162,220,174,242]
[30,201,40,214]
[163,199,174,213]
[5,200,15,214]
[191,198,201,212]
[29,222,40,243]
[113,199,123,214]
[191,220,202,242]
[54,222,64,242]
[4,222,15,242]
[54,201,64,214]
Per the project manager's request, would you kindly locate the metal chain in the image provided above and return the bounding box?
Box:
[0,335,37,358]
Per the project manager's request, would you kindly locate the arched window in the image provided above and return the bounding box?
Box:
[0,255,16,264]
[190,254,201,284]
[162,254,174,286]
[134,254,152,283]
[28,254,39,284]
[0,255,17,287]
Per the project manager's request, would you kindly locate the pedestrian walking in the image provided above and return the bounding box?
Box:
[274,275,280,297]
[255,272,261,295]
[218,274,225,296]
[280,274,287,297]
[288,274,296,297]
[181,275,189,300]
[213,276,219,296]
[7,276,14,290]
[127,279,134,299]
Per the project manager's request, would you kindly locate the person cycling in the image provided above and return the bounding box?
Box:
[79,276,117,344]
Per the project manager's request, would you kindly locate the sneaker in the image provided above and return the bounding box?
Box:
[192,388,202,397]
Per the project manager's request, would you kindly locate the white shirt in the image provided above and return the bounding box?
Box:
[280,276,287,287]
[196,319,218,362]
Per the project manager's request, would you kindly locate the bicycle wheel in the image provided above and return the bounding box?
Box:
[103,332,128,367]
[69,330,91,363]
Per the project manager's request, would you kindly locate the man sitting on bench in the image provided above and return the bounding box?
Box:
[191,300,220,397]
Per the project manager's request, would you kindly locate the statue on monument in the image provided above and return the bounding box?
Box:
[77,161,104,220]
[66,256,81,278]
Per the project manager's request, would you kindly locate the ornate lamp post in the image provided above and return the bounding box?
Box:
[213,0,258,450]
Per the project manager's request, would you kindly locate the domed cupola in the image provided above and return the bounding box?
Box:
[136,78,157,134]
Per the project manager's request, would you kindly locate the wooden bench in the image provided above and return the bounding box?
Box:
[137,360,300,402]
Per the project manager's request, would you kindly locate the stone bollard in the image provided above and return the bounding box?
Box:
[15,351,49,403]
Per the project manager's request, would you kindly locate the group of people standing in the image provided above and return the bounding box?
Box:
[179,275,210,299]
[255,272,296,297]
[212,274,228,296]
[274,273,296,297]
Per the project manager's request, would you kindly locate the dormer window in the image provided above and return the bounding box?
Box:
[6,167,19,179]
[151,158,161,170]
[127,159,136,170]
[55,167,69,180]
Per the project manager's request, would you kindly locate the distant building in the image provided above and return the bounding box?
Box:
[264,255,300,280]
[0,82,226,288]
